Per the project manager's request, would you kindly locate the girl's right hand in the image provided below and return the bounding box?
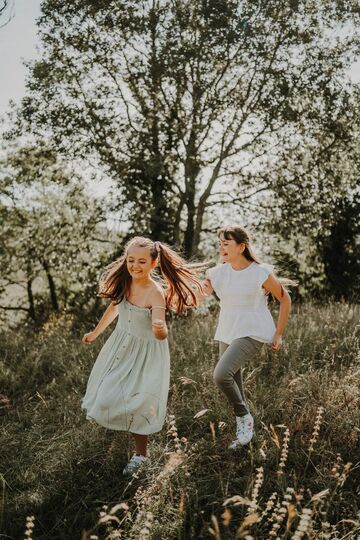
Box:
[82,331,97,344]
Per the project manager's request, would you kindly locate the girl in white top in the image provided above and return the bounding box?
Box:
[203,226,292,448]
[82,237,206,476]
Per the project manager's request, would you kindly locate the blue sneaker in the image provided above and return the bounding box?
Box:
[122,454,148,476]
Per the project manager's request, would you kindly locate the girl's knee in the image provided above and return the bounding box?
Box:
[213,366,229,388]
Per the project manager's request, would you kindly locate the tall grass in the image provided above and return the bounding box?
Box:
[0,303,359,539]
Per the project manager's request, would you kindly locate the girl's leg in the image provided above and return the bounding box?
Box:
[220,341,247,407]
[233,367,246,409]
[132,433,148,456]
[123,434,148,476]
[214,338,263,416]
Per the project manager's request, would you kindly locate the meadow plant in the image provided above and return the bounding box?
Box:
[308,406,325,453]
[1,303,359,539]
[277,427,290,476]
[24,515,35,539]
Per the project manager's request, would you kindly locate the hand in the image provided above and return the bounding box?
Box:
[152,319,167,340]
[152,319,164,330]
[196,279,212,303]
[203,278,212,294]
[271,333,282,352]
[82,331,97,344]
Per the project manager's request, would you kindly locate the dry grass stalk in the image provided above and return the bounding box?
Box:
[247,467,264,514]
[24,516,35,540]
[237,512,260,538]
[129,415,187,537]
[308,406,324,453]
[330,454,353,487]
[269,508,287,538]
[138,511,154,539]
[167,414,184,454]
[277,427,290,476]
[221,507,232,527]
[208,514,221,539]
[261,492,278,522]
[292,508,312,539]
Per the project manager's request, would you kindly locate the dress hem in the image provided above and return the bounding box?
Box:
[82,408,164,435]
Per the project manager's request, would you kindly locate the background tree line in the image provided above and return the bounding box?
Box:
[1,0,359,324]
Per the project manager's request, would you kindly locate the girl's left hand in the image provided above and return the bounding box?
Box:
[152,319,167,340]
[271,333,282,352]
[152,319,164,330]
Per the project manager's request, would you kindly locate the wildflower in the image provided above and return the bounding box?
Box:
[248,467,264,514]
[308,406,324,453]
[277,427,290,475]
[292,508,312,539]
[24,516,35,540]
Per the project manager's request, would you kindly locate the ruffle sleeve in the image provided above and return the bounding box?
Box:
[206,264,224,296]
[258,263,274,285]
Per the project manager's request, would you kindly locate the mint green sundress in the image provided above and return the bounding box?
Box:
[82,299,170,435]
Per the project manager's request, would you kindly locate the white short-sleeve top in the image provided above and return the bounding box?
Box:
[207,262,276,344]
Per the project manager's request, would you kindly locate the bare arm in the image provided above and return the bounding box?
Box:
[150,290,168,340]
[195,275,214,304]
[263,274,292,352]
[82,302,119,344]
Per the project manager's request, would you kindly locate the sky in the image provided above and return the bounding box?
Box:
[0,0,359,119]
[0,0,42,116]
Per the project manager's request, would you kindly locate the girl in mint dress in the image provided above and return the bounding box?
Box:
[82,237,205,476]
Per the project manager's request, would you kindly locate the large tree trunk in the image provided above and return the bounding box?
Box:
[150,175,175,244]
[183,131,200,257]
[184,190,196,259]
[42,260,59,311]
[173,193,186,247]
[148,6,172,243]
[26,278,36,321]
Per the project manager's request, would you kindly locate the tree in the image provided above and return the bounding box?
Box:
[12,0,360,256]
[261,90,360,299]
[320,194,360,300]
[0,143,110,323]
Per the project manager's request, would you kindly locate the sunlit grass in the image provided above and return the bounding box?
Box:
[1,303,359,539]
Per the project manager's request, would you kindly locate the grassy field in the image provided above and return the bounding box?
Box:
[1,303,359,539]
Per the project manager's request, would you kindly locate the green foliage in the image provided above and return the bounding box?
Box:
[1,303,359,538]
[320,194,360,300]
[0,143,109,324]
[11,0,360,255]
[258,81,360,300]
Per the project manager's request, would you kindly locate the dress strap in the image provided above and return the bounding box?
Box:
[150,305,166,310]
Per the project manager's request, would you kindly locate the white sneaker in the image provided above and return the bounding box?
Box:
[122,454,148,476]
[228,413,254,449]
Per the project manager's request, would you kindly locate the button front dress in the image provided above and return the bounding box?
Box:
[82,299,170,435]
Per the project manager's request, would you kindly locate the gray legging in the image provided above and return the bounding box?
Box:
[213,337,264,417]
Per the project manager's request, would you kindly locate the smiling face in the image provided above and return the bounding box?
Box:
[218,232,246,263]
[126,245,157,280]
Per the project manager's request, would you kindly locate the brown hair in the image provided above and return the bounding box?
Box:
[217,225,296,297]
[98,236,207,313]
[218,225,260,263]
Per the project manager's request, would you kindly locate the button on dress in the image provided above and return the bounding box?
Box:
[82,299,170,435]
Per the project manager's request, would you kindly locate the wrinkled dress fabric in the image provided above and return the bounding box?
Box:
[82,300,170,435]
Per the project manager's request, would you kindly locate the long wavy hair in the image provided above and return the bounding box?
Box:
[98,236,208,313]
[218,226,296,296]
